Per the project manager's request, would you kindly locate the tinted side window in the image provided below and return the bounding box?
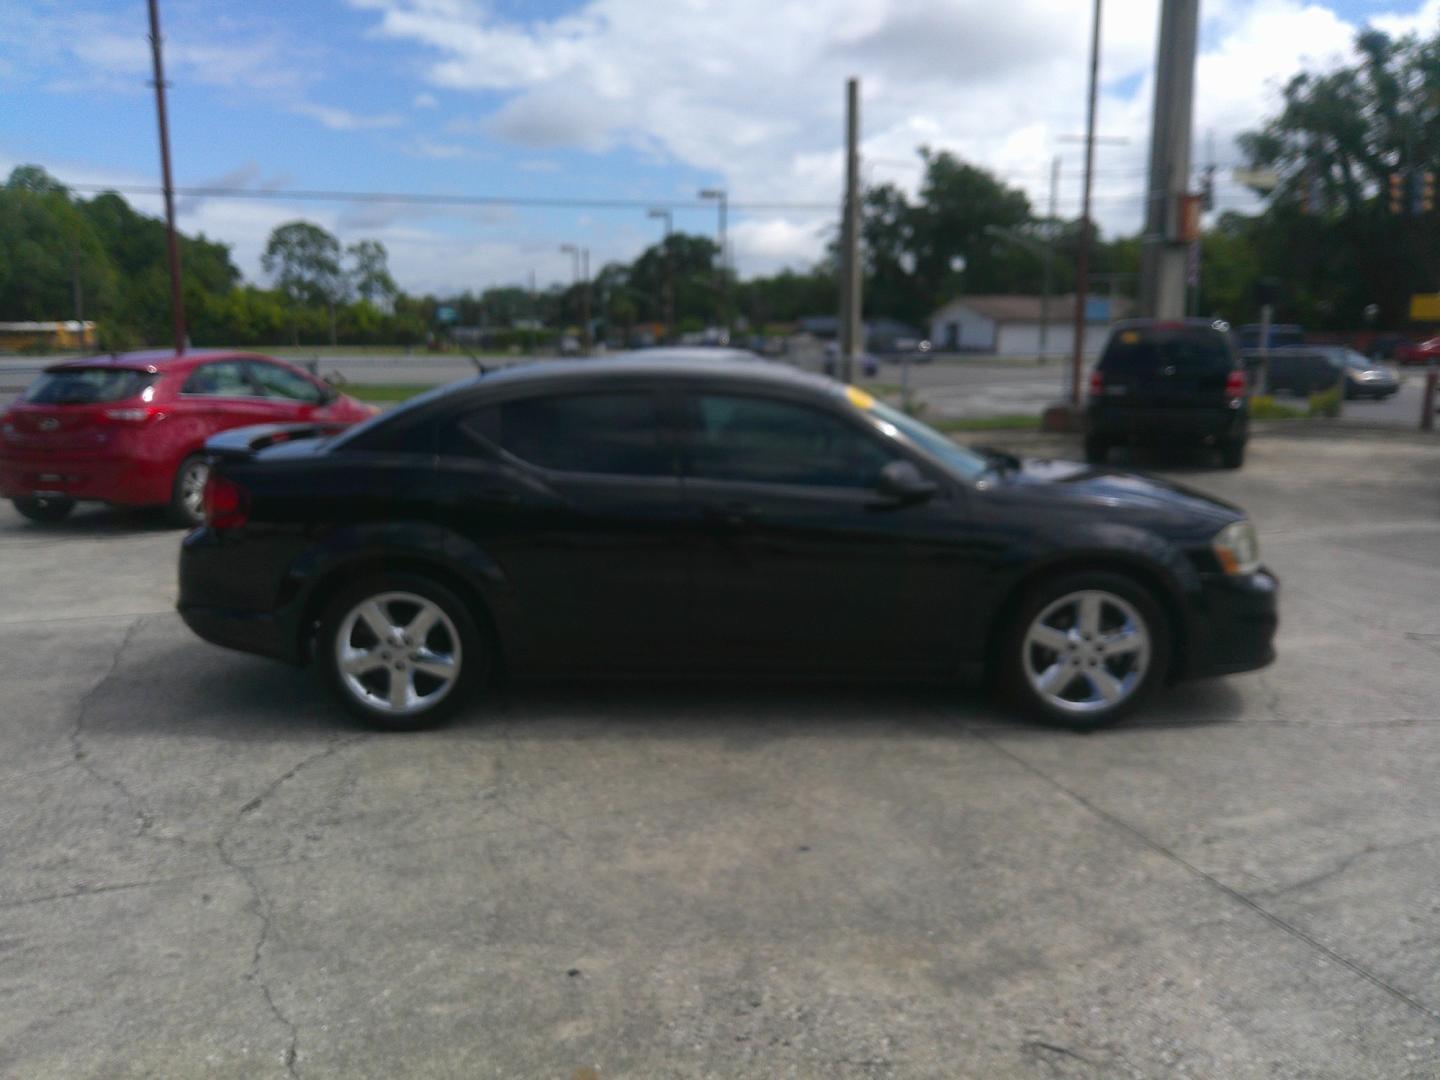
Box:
[248,361,323,403]
[181,361,253,397]
[23,368,156,404]
[685,393,893,488]
[450,392,671,477]
[1101,329,1234,374]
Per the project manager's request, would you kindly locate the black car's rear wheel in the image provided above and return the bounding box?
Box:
[1083,435,1110,465]
[318,574,486,730]
[1219,439,1246,469]
[1000,571,1170,729]
[168,455,210,527]
[12,495,75,524]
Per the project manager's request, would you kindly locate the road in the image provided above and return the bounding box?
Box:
[3,429,1440,1077]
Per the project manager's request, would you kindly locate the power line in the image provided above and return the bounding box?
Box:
[61,182,836,213]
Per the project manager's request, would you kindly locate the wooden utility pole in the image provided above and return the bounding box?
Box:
[839,77,863,384]
[147,0,187,355]
[1070,0,1102,406]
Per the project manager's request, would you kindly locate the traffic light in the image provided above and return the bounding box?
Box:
[1390,171,1406,214]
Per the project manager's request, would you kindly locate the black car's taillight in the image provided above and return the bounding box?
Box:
[203,472,249,530]
[1088,369,1104,398]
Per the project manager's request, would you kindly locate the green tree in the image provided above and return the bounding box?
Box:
[262,221,345,344]
[346,239,398,306]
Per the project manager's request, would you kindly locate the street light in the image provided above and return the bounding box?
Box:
[560,243,591,354]
[648,208,674,343]
[699,187,728,334]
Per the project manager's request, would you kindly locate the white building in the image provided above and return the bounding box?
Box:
[928,295,1131,359]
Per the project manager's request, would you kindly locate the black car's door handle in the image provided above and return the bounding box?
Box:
[702,501,760,527]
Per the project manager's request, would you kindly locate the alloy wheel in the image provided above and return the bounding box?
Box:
[334,591,462,717]
[1022,589,1151,717]
[180,459,210,521]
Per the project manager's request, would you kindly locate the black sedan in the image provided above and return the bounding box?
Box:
[178,352,1278,730]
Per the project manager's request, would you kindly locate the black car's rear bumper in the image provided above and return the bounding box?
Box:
[178,602,302,664]
[1089,403,1247,444]
[1180,568,1278,679]
[178,526,306,663]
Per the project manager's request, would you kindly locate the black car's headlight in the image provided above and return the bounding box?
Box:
[1212,520,1261,575]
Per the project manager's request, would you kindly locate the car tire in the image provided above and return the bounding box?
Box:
[1083,435,1109,465]
[318,573,487,730]
[999,570,1171,730]
[12,495,75,524]
[168,454,210,528]
[1219,439,1246,469]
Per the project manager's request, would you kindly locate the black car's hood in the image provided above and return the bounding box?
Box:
[992,457,1244,533]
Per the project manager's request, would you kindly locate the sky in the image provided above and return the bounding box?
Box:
[3,0,1439,296]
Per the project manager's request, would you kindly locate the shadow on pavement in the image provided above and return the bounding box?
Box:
[0,502,179,538]
[122,637,1246,743]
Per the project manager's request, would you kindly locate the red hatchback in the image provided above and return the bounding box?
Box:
[0,350,377,525]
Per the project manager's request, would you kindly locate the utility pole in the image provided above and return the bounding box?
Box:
[647,208,674,343]
[1069,0,1103,407]
[581,247,591,353]
[700,188,728,334]
[1040,156,1060,363]
[1139,0,1201,319]
[839,77,863,384]
[147,0,186,355]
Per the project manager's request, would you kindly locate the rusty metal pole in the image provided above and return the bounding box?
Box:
[1070,0,1102,407]
[147,0,186,355]
[1422,364,1437,432]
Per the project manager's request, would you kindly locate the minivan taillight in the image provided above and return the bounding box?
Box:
[1225,369,1247,400]
[202,472,249,530]
[1088,370,1104,398]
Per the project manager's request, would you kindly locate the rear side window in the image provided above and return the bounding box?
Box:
[23,368,156,404]
[1101,328,1234,374]
[450,392,671,477]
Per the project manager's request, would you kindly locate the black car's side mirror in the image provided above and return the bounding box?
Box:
[875,460,938,504]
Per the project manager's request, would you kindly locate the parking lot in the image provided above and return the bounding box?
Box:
[3,427,1440,1078]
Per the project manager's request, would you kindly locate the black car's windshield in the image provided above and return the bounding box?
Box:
[865,397,988,480]
[24,367,156,404]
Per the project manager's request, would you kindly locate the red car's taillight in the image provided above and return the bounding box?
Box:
[202,472,249,530]
[1225,369,1247,400]
[103,406,161,423]
[1088,369,1104,397]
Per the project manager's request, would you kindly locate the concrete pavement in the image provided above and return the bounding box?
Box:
[2,429,1440,1076]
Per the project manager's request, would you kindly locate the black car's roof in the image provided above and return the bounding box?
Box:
[470,350,841,395]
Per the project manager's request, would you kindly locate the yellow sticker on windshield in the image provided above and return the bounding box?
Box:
[846,385,876,410]
[1119,330,1140,344]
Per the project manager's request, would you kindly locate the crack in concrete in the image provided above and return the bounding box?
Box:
[68,617,170,841]
[967,723,1440,1027]
[1254,835,1440,899]
[212,736,371,1080]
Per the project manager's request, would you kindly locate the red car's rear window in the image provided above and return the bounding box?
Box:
[23,368,158,405]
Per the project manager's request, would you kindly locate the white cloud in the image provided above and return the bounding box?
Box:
[413,91,439,108]
[351,0,1384,268]
[292,103,405,131]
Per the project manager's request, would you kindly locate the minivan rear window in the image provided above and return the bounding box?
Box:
[23,368,157,405]
[1100,329,1233,374]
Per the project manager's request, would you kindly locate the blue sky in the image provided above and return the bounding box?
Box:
[3,0,1437,293]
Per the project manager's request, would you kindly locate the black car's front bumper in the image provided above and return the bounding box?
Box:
[1180,568,1278,679]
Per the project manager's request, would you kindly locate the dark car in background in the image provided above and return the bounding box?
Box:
[1237,323,1305,350]
[179,353,1277,732]
[1086,320,1250,469]
[1254,346,1398,400]
[0,350,376,525]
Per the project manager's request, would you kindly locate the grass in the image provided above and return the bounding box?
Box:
[266,345,511,359]
[932,414,1044,432]
[348,383,435,403]
[1248,394,1306,420]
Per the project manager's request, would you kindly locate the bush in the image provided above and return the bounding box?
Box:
[1307,385,1342,418]
[1249,394,1305,420]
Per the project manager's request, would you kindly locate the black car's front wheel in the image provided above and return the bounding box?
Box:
[318,574,487,730]
[1001,571,1170,729]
